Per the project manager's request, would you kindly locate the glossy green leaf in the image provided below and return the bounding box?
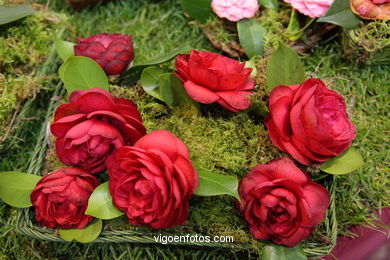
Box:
[266,42,305,91]
[85,182,124,220]
[0,5,36,25]
[180,0,212,22]
[58,56,109,94]
[159,73,200,110]
[140,66,166,101]
[59,219,102,243]
[54,38,75,62]
[237,18,265,58]
[159,73,175,107]
[259,0,278,11]
[194,170,240,200]
[319,147,364,175]
[0,171,41,208]
[264,243,307,260]
[130,47,191,72]
[318,0,360,29]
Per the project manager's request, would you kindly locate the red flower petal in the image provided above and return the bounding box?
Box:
[302,181,330,225]
[75,90,116,113]
[183,80,219,104]
[134,130,190,160]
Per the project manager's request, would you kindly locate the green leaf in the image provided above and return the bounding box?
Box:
[318,0,360,29]
[319,147,364,175]
[0,5,36,25]
[159,73,200,111]
[180,0,212,22]
[194,170,240,200]
[140,66,166,101]
[159,73,175,107]
[237,18,265,58]
[264,243,307,260]
[259,0,278,11]
[59,219,102,243]
[54,38,75,62]
[130,47,191,72]
[0,171,41,208]
[58,56,109,94]
[266,42,305,91]
[85,182,124,220]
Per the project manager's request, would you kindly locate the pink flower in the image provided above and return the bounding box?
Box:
[211,0,259,22]
[284,0,335,18]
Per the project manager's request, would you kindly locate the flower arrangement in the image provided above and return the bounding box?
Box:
[0,27,366,258]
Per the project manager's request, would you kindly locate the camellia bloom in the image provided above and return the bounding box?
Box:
[284,0,334,18]
[238,157,330,247]
[51,88,146,174]
[74,33,134,75]
[107,130,198,229]
[211,0,259,22]
[264,78,356,165]
[350,0,390,20]
[30,168,99,229]
[174,50,255,112]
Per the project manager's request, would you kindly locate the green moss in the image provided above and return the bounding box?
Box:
[343,21,390,64]
[256,8,290,52]
[0,8,66,138]
[200,7,289,57]
[0,11,65,73]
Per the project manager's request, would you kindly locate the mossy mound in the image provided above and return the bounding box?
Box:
[342,21,390,65]
[0,5,66,139]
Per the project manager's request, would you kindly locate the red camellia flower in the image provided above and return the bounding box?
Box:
[51,88,146,174]
[30,168,99,229]
[74,33,134,75]
[264,78,356,165]
[107,130,198,229]
[174,50,255,112]
[238,157,330,247]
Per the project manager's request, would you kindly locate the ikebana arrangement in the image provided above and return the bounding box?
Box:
[0,26,365,257]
